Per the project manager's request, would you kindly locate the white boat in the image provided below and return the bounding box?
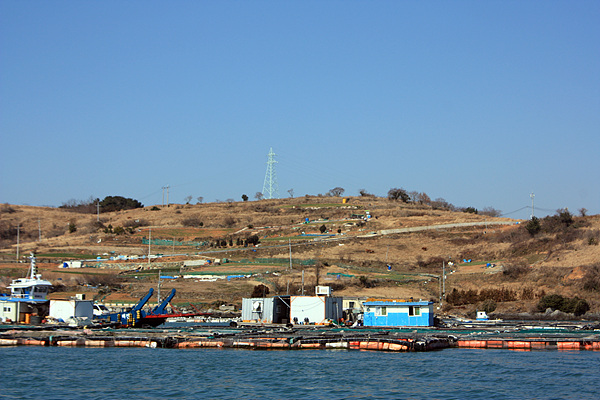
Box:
[7,253,52,302]
[0,253,52,323]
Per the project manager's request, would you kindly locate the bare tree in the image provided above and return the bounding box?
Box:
[184,195,193,204]
[196,196,203,204]
[327,187,345,197]
[579,208,588,217]
[417,192,431,204]
[481,207,502,217]
[408,191,420,202]
[255,192,264,200]
[431,197,454,210]
[287,189,294,198]
[387,188,409,202]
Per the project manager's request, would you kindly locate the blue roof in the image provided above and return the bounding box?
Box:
[0,295,49,303]
[363,300,432,306]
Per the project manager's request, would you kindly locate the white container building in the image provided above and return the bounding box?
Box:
[49,299,94,322]
[290,295,343,325]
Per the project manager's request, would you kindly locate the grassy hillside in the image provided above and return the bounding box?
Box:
[1,197,599,317]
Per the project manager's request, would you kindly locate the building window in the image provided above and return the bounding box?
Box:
[408,306,421,316]
[349,301,355,309]
[375,306,387,316]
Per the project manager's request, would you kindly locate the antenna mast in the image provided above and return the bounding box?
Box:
[262,147,279,199]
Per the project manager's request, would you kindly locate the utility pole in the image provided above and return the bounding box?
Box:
[162,185,170,207]
[301,270,305,295]
[16,224,20,262]
[148,227,151,265]
[289,239,292,270]
[439,274,442,308]
[38,219,41,241]
[530,192,535,219]
[97,200,100,222]
[157,269,162,304]
[442,261,446,300]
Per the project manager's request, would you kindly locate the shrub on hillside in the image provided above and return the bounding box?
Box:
[251,284,270,298]
[447,287,517,306]
[1,203,17,214]
[480,299,497,314]
[123,219,149,228]
[582,265,600,292]
[541,208,573,233]
[387,188,410,202]
[521,287,536,300]
[480,207,502,217]
[182,217,203,227]
[0,222,18,240]
[586,230,599,246]
[223,216,237,228]
[525,217,541,236]
[416,256,445,270]
[246,235,260,246]
[537,294,590,316]
[357,275,374,288]
[99,196,143,213]
[503,263,529,279]
[59,197,97,213]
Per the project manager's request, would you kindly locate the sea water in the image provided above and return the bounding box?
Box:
[0,347,598,400]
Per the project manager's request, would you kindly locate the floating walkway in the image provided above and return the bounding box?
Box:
[457,337,600,351]
[1,325,600,352]
[0,333,448,352]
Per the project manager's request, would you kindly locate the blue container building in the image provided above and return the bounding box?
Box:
[363,300,434,327]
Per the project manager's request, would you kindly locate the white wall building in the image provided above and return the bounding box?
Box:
[49,299,94,321]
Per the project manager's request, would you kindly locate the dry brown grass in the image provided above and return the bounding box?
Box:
[1,198,599,314]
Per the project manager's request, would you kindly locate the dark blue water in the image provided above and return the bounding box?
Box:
[1,347,598,400]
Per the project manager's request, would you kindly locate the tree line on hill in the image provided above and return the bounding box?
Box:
[59,196,143,213]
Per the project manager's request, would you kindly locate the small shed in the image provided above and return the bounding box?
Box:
[363,300,434,327]
[49,299,94,322]
[60,261,82,268]
[241,296,290,324]
[0,300,23,323]
[290,296,343,325]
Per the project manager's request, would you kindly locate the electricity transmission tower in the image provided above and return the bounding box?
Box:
[262,147,279,199]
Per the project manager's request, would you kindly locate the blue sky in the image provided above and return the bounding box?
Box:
[1,1,598,219]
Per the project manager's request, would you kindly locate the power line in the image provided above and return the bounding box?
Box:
[500,206,529,216]
[500,205,559,218]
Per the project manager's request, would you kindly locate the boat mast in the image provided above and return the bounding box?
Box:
[29,252,37,279]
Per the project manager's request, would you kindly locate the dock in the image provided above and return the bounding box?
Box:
[1,322,599,352]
